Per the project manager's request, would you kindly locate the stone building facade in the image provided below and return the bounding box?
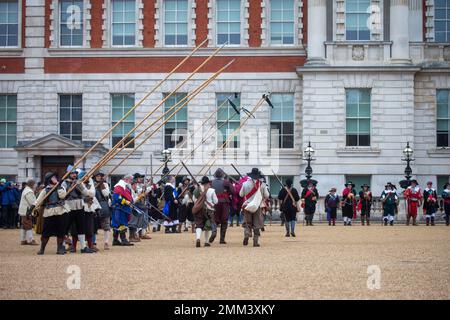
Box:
[0,0,449,217]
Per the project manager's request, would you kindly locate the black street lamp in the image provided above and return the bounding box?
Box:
[161,149,172,176]
[399,142,414,189]
[300,141,318,188]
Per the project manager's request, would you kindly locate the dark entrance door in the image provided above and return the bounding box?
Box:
[41,156,75,183]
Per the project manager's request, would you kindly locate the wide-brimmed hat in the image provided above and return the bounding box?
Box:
[410,179,418,185]
[200,176,211,185]
[329,187,337,192]
[444,182,450,190]
[133,172,145,179]
[182,176,191,183]
[93,171,105,177]
[67,165,78,176]
[345,181,355,188]
[44,172,58,185]
[361,184,370,189]
[247,168,261,179]
[426,181,433,185]
[386,182,397,189]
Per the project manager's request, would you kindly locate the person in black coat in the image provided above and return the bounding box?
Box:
[301,180,319,226]
[278,179,300,237]
[163,176,179,233]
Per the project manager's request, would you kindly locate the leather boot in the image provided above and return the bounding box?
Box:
[120,232,134,246]
[56,237,66,255]
[177,224,182,233]
[37,237,49,255]
[366,217,370,226]
[209,228,217,243]
[431,217,435,226]
[220,223,227,244]
[412,216,418,226]
[253,235,260,247]
[406,215,410,226]
[361,216,365,226]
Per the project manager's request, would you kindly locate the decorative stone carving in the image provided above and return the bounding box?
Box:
[352,45,365,61]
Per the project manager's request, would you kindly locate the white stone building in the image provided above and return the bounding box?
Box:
[0,0,449,217]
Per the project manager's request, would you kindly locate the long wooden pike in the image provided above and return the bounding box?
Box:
[35,38,208,209]
[198,94,269,176]
[104,60,235,177]
[83,42,228,178]
[271,169,297,202]
[66,60,234,196]
[230,163,243,178]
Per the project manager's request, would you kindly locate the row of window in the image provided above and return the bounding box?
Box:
[4,0,450,48]
[1,90,449,149]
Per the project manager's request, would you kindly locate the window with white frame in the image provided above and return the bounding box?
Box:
[346,89,371,147]
[60,0,84,46]
[164,93,188,149]
[111,94,135,148]
[435,0,450,42]
[0,0,19,47]
[346,0,370,40]
[59,94,82,141]
[0,95,17,148]
[436,89,450,147]
[269,0,295,45]
[217,93,240,148]
[164,0,188,45]
[270,94,294,149]
[111,0,136,46]
[217,0,241,45]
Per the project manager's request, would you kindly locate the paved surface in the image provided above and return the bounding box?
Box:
[0,224,449,300]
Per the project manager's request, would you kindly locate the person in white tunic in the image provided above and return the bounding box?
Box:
[18,179,38,245]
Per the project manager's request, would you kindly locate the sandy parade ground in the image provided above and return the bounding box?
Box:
[0,224,449,300]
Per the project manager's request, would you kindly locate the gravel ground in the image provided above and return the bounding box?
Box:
[0,224,449,300]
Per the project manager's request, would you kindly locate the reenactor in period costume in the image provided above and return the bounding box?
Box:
[93,171,112,250]
[163,176,179,233]
[179,177,195,232]
[381,183,399,226]
[423,181,438,226]
[324,187,339,226]
[62,167,95,253]
[229,179,243,227]
[442,182,450,226]
[358,184,372,226]
[18,179,38,245]
[278,179,300,237]
[193,176,218,247]
[149,180,164,232]
[301,180,319,226]
[35,172,68,255]
[342,182,356,226]
[80,174,98,252]
[404,179,422,226]
[129,173,151,242]
[211,168,235,244]
[239,168,270,247]
[111,174,134,246]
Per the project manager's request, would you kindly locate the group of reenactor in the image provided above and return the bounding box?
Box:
[16,165,450,255]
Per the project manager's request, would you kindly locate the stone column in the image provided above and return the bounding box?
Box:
[390,0,411,63]
[408,0,422,42]
[24,0,46,74]
[306,0,327,64]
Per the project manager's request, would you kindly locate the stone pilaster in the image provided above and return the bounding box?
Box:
[307,0,327,64]
[390,0,411,63]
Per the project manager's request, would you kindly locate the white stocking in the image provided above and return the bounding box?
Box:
[26,230,34,242]
[104,230,110,244]
[204,230,211,243]
[195,228,202,240]
[19,229,26,242]
[78,234,86,249]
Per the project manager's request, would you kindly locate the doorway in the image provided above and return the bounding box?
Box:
[41,156,75,183]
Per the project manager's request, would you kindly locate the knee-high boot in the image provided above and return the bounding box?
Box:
[56,237,66,255]
[220,223,227,244]
[37,236,49,255]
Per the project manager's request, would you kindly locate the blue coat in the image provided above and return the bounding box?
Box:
[0,182,19,206]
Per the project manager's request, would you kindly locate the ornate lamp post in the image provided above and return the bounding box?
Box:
[399,142,414,189]
[300,141,318,188]
[161,149,172,176]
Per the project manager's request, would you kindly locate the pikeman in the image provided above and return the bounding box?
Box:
[278,178,300,237]
[129,173,151,242]
[381,182,398,226]
[163,176,179,233]
[301,180,319,226]
[93,171,112,250]
[423,181,438,226]
[111,174,134,246]
[79,172,98,252]
[239,168,269,247]
[35,172,68,255]
[211,168,235,244]
[342,182,356,226]
[149,180,164,232]
[18,178,38,245]
[193,176,218,247]
[442,182,450,226]
[62,166,95,253]
[404,179,422,226]
[178,176,194,233]
[358,184,372,226]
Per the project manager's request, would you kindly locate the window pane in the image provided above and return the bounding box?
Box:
[437,103,449,118]
[346,103,358,117]
[346,119,358,133]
